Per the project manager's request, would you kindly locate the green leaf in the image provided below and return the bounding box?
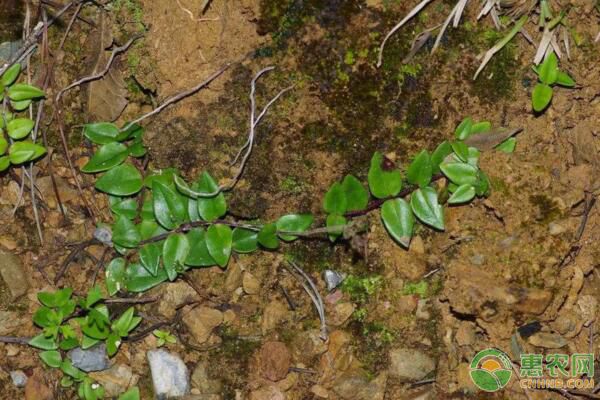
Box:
[406,150,432,188]
[341,175,369,211]
[81,335,100,350]
[83,122,120,145]
[195,172,227,221]
[538,52,558,85]
[38,287,72,308]
[410,187,444,230]
[0,156,9,171]
[112,307,135,337]
[451,141,469,162]
[258,223,279,249]
[105,258,126,296]
[440,162,478,185]
[10,99,31,111]
[430,141,453,174]
[109,196,138,219]
[29,334,58,350]
[153,181,187,230]
[323,182,347,214]
[85,286,103,309]
[185,228,217,266]
[474,171,491,197]
[8,141,46,164]
[276,214,313,241]
[139,243,161,276]
[471,121,491,134]
[454,117,472,140]
[532,83,553,112]
[1,63,20,86]
[448,184,476,204]
[118,387,140,400]
[206,224,233,267]
[555,71,575,87]
[232,228,258,254]
[0,136,7,155]
[95,163,143,196]
[59,337,79,351]
[33,307,55,328]
[126,262,168,292]
[495,137,516,153]
[7,83,45,101]
[112,216,141,248]
[144,168,179,188]
[60,359,85,380]
[368,152,402,199]
[6,118,35,140]
[163,233,190,281]
[326,213,346,242]
[81,142,129,173]
[381,198,414,248]
[40,350,62,368]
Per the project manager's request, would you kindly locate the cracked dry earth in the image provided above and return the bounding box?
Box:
[1,0,600,399]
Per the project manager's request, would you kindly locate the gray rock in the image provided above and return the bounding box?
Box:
[10,370,27,387]
[469,254,485,266]
[0,311,26,335]
[323,270,347,291]
[528,332,568,349]
[389,348,435,381]
[89,364,133,397]
[191,361,222,394]
[332,371,387,400]
[68,344,111,372]
[0,248,28,299]
[147,349,190,398]
[0,41,23,64]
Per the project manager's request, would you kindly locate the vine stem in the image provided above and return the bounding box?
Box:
[0,336,31,345]
[137,174,446,246]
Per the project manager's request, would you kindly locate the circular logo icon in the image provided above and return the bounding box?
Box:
[469,348,513,392]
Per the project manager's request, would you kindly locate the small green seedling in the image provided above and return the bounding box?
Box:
[30,287,142,399]
[153,329,177,347]
[531,53,575,112]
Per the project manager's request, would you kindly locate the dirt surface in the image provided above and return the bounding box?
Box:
[1,0,600,399]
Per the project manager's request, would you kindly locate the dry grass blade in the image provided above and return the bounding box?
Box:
[473,15,527,79]
[377,0,434,67]
[285,261,328,340]
[452,0,469,27]
[533,27,553,64]
[432,2,459,53]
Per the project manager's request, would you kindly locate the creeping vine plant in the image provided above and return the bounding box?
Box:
[0,63,47,170]
[75,116,508,296]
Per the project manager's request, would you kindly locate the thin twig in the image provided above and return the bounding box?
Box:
[0,336,31,345]
[58,1,84,50]
[55,238,99,283]
[174,66,293,197]
[285,261,327,340]
[122,62,232,130]
[0,0,80,76]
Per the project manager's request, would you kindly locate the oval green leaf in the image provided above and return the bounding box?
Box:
[185,228,217,266]
[532,83,552,112]
[126,262,168,293]
[152,180,187,229]
[95,163,143,196]
[448,184,476,204]
[440,162,478,186]
[81,142,129,173]
[163,233,190,281]
[232,228,258,253]
[105,257,127,296]
[8,141,46,164]
[342,175,369,211]
[83,122,121,144]
[276,213,313,241]
[410,187,444,230]
[407,150,432,188]
[323,182,347,215]
[112,216,141,248]
[206,224,233,267]
[195,172,227,221]
[454,117,472,140]
[7,83,45,101]
[381,198,414,248]
[368,152,402,199]
[258,223,279,249]
[139,243,162,276]
[1,63,20,86]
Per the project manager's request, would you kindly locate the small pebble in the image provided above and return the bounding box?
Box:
[10,370,27,388]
